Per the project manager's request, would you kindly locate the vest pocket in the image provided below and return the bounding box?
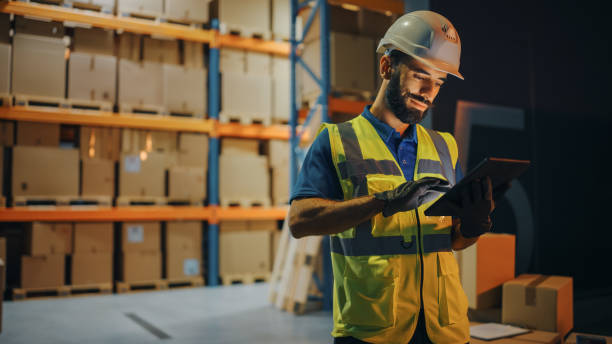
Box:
[437,252,468,326]
[340,276,396,328]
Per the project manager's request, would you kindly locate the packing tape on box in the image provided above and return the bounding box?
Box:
[521,274,550,306]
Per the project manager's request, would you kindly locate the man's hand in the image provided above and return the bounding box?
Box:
[448,176,496,238]
[374,177,451,217]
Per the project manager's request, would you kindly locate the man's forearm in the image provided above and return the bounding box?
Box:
[289,196,385,238]
[451,219,479,250]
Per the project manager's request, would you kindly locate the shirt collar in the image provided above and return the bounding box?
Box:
[362,105,417,144]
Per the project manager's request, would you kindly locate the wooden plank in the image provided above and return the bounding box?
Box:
[0,106,213,133]
[286,236,322,314]
[268,214,292,303]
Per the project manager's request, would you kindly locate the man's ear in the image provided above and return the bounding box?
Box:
[380,55,393,80]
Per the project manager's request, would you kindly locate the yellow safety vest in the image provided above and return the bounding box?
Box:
[323,115,469,344]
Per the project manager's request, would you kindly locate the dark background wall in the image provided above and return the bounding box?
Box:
[429,0,612,300]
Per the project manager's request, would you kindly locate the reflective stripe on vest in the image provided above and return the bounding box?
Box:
[330,121,453,257]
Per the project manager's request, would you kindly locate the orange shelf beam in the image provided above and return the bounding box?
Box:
[0,1,215,43]
[218,34,290,57]
[299,96,370,119]
[0,106,213,133]
[217,122,292,140]
[217,206,288,221]
[0,206,213,222]
[330,0,404,14]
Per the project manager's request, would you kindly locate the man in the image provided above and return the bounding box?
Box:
[289,11,500,344]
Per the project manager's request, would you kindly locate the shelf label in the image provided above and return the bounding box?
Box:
[124,155,141,173]
[183,259,200,276]
[127,225,144,243]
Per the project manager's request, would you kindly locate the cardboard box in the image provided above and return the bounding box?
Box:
[271,0,303,40]
[502,274,573,338]
[14,16,64,38]
[68,52,117,104]
[162,64,206,118]
[164,0,210,23]
[455,233,515,309]
[184,41,204,69]
[268,140,289,168]
[25,222,73,256]
[72,27,114,56]
[71,252,112,285]
[272,74,290,123]
[218,0,270,37]
[0,43,10,95]
[117,0,164,17]
[221,138,259,156]
[220,48,246,74]
[166,248,202,280]
[357,9,393,39]
[16,122,60,147]
[178,133,209,168]
[121,129,178,154]
[143,37,180,65]
[168,166,206,201]
[221,72,272,123]
[120,250,161,282]
[121,222,161,252]
[21,254,65,289]
[117,32,141,61]
[73,222,113,253]
[246,52,271,76]
[219,153,270,206]
[81,158,114,197]
[118,152,167,197]
[12,146,79,197]
[118,60,164,108]
[166,221,201,251]
[298,4,359,43]
[272,167,290,206]
[64,0,115,13]
[249,220,277,231]
[302,32,375,98]
[12,34,66,99]
[565,332,612,344]
[0,121,13,146]
[80,126,120,161]
[220,230,271,275]
[0,13,10,43]
[470,322,562,344]
[219,221,249,232]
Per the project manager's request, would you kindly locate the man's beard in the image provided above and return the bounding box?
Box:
[384,71,431,125]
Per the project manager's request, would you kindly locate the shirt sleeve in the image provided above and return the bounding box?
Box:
[290,128,344,203]
[455,160,464,183]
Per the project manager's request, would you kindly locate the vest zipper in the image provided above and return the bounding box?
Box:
[415,210,425,314]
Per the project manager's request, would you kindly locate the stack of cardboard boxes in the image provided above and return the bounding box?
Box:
[215,0,271,38]
[164,0,211,24]
[21,222,71,290]
[64,0,115,13]
[169,133,208,204]
[455,233,574,341]
[0,14,10,106]
[71,223,113,286]
[219,220,277,283]
[119,222,162,283]
[165,221,203,282]
[268,140,290,206]
[116,0,163,18]
[0,237,6,332]
[80,126,120,204]
[219,138,270,207]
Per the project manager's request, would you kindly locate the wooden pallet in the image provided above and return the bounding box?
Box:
[115,280,167,294]
[117,11,163,23]
[219,112,272,127]
[268,215,291,303]
[116,196,167,207]
[166,109,205,119]
[219,24,272,40]
[23,0,63,5]
[219,198,271,208]
[12,195,112,207]
[162,17,205,28]
[12,283,112,300]
[119,103,166,116]
[63,0,113,13]
[166,198,205,206]
[66,98,113,112]
[221,273,271,286]
[0,93,12,107]
[166,276,204,289]
[14,94,69,109]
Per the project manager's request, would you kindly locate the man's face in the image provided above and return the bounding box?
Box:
[385,57,448,125]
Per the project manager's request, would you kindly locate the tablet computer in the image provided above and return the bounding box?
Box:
[424,157,530,216]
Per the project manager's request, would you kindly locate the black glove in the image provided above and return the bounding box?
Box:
[374,177,451,217]
[448,176,495,238]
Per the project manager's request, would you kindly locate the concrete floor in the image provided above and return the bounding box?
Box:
[0,283,333,344]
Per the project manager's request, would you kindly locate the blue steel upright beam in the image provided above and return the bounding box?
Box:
[207,18,221,287]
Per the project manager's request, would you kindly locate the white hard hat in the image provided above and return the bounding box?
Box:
[377,11,464,80]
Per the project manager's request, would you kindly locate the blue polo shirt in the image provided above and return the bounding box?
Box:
[290,106,463,202]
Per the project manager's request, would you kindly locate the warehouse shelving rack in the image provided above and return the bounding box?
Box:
[289,0,405,310]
